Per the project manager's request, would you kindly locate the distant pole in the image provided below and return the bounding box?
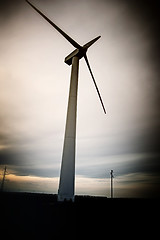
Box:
[1,166,7,192]
[110,170,114,198]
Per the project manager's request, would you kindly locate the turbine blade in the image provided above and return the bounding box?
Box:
[84,54,106,114]
[83,36,101,49]
[26,0,81,49]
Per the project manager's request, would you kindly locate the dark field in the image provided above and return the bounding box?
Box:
[0,192,158,239]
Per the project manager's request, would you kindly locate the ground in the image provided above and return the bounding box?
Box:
[0,192,158,239]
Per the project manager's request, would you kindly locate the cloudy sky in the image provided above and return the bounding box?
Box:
[0,0,159,198]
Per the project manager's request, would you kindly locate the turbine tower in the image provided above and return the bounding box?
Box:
[26,0,106,202]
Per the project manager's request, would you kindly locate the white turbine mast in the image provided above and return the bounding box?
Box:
[26,0,106,202]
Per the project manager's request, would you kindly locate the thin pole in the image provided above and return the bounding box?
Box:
[1,166,7,192]
[110,170,114,198]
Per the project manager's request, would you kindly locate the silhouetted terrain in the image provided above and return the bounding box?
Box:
[0,192,158,239]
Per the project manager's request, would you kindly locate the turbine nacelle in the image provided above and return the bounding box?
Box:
[65,36,101,65]
[65,49,85,65]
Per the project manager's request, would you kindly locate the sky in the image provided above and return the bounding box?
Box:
[0,0,160,198]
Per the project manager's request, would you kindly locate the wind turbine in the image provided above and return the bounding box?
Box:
[26,0,106,202]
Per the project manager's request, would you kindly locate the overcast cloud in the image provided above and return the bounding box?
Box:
[0,0,160,197]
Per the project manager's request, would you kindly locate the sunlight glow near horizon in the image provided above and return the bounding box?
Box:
[1,171,157,198]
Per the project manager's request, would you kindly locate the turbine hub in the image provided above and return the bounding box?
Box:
[64,48,86,65]
[65,36,101,66]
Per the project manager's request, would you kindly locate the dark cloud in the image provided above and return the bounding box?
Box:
[0,144,27,167]
[127,0,160,70]
[0,146,60,178]
[76,152,160,198]
[0,0,24,25]
[77,152,160,178]
[13,166,59,178]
